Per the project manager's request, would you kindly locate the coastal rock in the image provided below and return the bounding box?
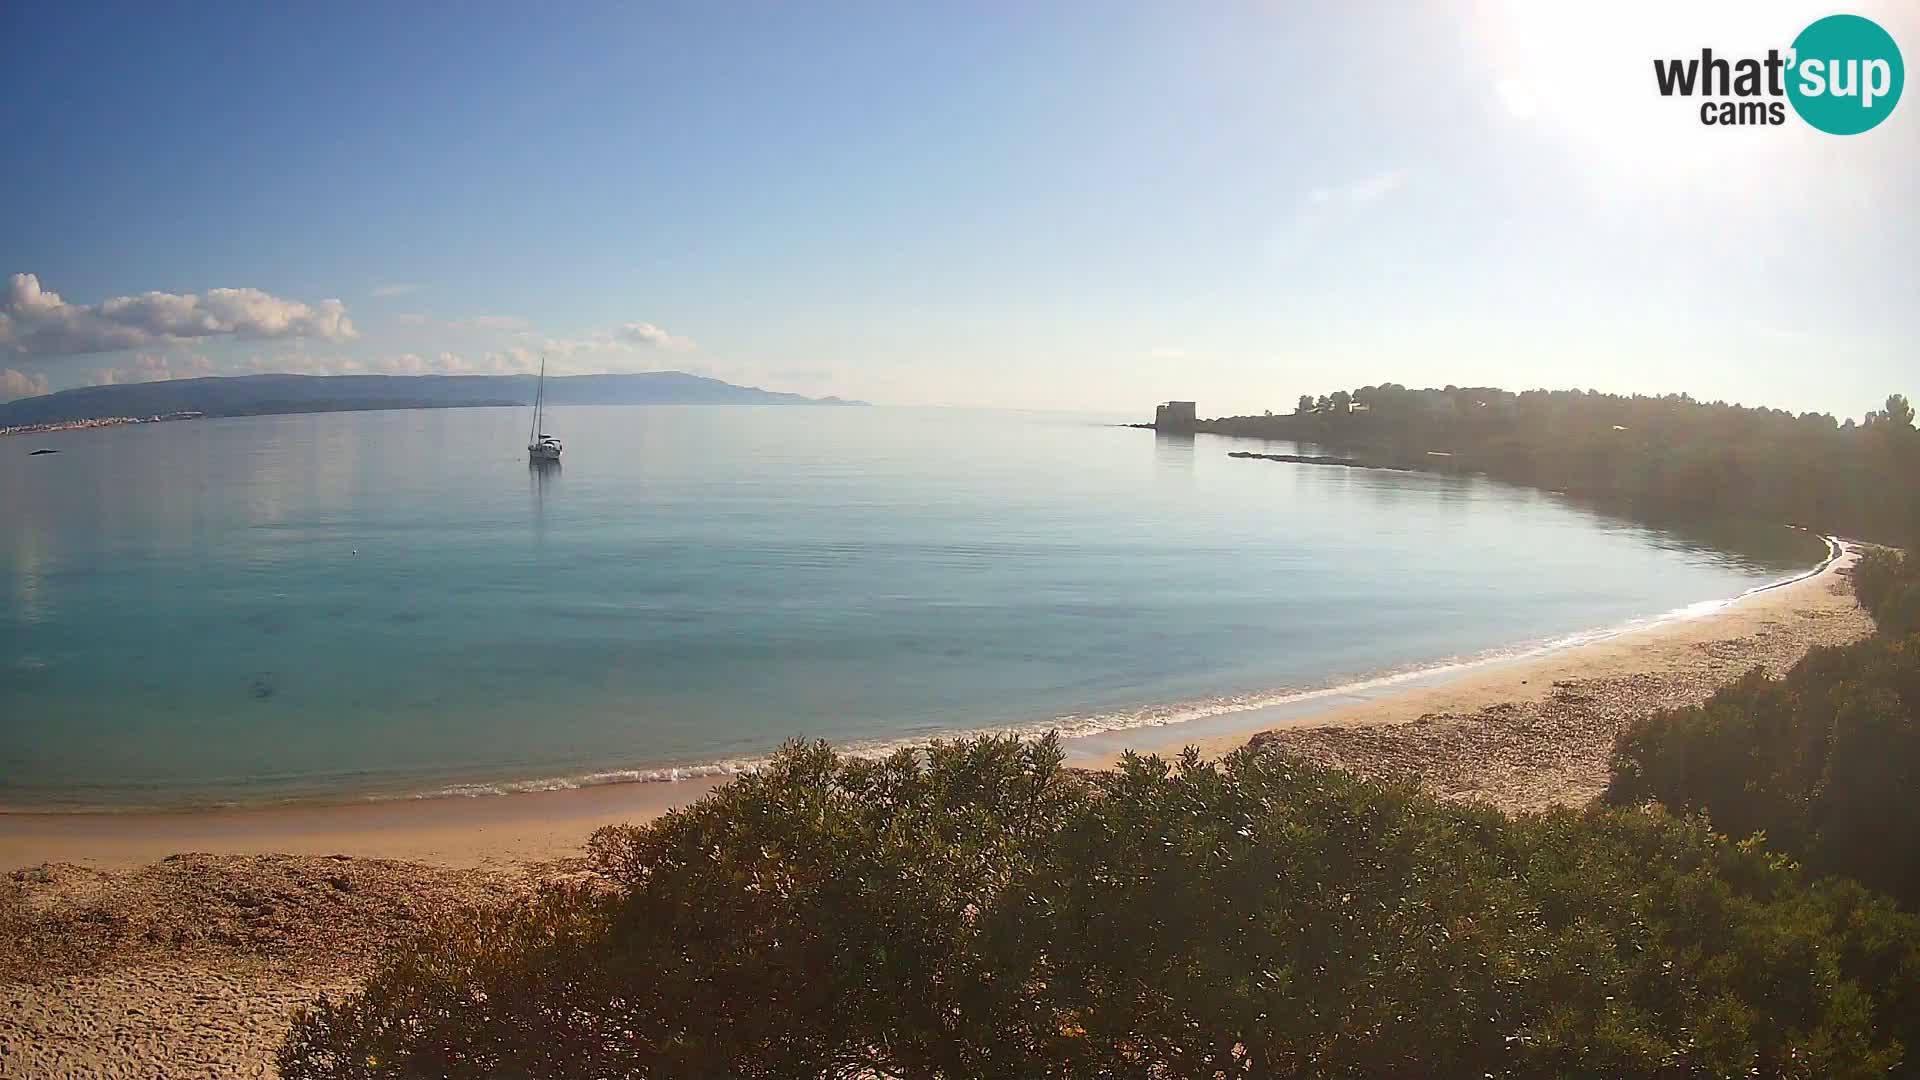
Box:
[1226,450,1414,472]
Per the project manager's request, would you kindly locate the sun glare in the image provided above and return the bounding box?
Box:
[1469,1,1831,191]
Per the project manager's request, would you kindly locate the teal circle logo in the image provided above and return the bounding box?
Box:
[1787,14,1904,134]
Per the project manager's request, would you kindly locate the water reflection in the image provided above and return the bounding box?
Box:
[7,520,50,626]
[1152,429,1195,479]
[1554,494,1827,574]
[529,458,561,549]
[1205,430,1823,574]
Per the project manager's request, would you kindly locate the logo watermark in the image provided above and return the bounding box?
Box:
[1653,13,1903,133]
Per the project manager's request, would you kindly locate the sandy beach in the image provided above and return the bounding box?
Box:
[0,773,729,872]
[0,544,1877,1078]
[1075,541,1872,814]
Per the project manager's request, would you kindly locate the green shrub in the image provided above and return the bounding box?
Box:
[1607,632,1920,909]
[1855,547,1920,637]
[284,736,1920,1079]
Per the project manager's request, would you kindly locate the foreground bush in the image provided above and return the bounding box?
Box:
[1855,546,1920,637]
[281,736,1920,1079]
[1607,630,1920,910]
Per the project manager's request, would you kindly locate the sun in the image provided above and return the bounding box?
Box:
[1466,0,1830,188]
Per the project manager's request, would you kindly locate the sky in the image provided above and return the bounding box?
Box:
[2,1,1915,419]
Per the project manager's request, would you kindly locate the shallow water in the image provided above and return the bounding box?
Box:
[0,405,1823,809]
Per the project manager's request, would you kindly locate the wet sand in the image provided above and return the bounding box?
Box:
[0,774,727,871]
[1077,542,1870,812]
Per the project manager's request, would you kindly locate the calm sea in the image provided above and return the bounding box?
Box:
[0,405,1823,810]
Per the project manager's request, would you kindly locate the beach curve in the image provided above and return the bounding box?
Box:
[0,538,1881,1080]
[0,537,1868,869]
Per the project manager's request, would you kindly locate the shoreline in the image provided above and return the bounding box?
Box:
[0,543,1879,1080]
[0,537,1837,818]
[0,772,729,871]
[0,412,203,441]
[1074,537,1866,811]
[0,541,1862,870]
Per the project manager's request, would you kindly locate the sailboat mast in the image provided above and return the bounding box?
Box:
[529,356,545,442]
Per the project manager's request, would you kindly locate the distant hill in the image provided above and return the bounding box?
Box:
[0,372,865,426]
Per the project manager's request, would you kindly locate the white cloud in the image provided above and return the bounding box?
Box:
[614,322,692,350]
[2,368,49,402]
[370,283,418,298]
[469,348,541,374]
[237,353,360,377]
[2,274,357,359]
[367,353,439,375]
[453,315,531,332]
[540,337,592,357]
[88,353,215,386]
[1301,170,1408,211]
[1149,347,1188,361]
[1287,168,1412,246]
[1340,169,1409,207]
[535,321,694,363]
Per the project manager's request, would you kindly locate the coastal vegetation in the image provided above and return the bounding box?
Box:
[282,732,1920,1078]
[1855,545,1920,638]
[1608,545,1920,908]
[1190,386,1919,544]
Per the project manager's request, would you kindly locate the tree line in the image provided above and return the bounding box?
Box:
[1196,386,1919,544]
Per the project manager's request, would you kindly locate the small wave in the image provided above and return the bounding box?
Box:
[406,538,1845,803]
[426,760,767,798]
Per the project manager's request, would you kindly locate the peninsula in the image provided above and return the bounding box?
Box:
[2,411,203,440]
[0,371,866,431]
[1143,387,1920,544]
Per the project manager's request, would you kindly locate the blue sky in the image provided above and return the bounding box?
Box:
[2,1,1914,418]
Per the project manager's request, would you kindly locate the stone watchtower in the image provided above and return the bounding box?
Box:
[1154,400,1197,431]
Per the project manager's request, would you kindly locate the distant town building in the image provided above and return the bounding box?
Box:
[1155,400,1197,430]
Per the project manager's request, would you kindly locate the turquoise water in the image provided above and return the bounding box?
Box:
[0,406,1822,810]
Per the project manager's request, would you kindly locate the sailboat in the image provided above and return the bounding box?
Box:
[526,356,563,461]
